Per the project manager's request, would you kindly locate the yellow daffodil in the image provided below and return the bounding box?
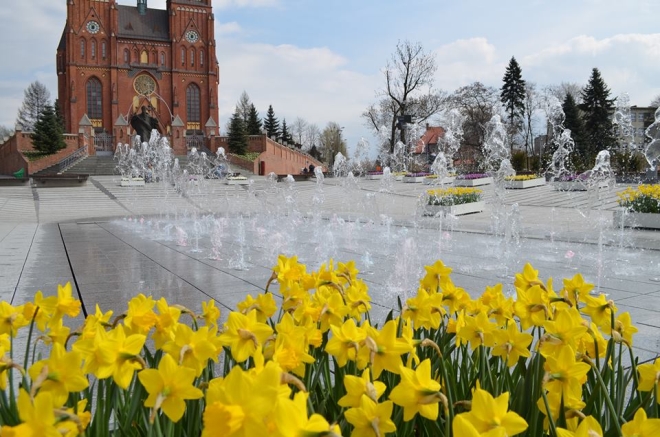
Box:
[344,397,396,437]
[162,324,218,376]
[237,293,277,323]
[440,277,470,314]
[403,288,445,331]
[152,297,181,349]
[25,290,56,332]
[543,346,591,397]
[344,279,372,320]
[338,368,386,408]
[456,310,497,350]
[580,294,617,332]
[420,260,453,292]
[28,343,88,405]
[612,311,638,346]
[0,301,28,336]
[42,319,70,347]
[274,392,342,437]
[457,385,528,436]
[201,299,221,327]
[537,383,585,431]
[50,282,81,324]
[621,408,660,437]
[389,359,442,421]
[560,273,594,307]
[637,358,660,392]
[79,304,113,340]
[312,286,349,332]
[357,320,411,378]
[480,283,515,326]
[219,309,273,363]
[273,254,307,290]
[452,415,481,437]
[539,307,588,358]
[326,318,367,367]
[514,284,551,330]
[514,263,544,291]
[124,294,158,335]
[1,389,62,437]
[556,415,603,437]
[138,353,203,423]
[491,322,533,367]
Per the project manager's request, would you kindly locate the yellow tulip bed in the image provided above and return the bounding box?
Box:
[505,175,542,181]
[427,187,482,206]
[0,256,657,436]
[617,184,660,214]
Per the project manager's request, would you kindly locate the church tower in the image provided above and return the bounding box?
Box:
[57,0,219,154]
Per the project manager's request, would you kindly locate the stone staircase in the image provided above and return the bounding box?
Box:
[58,155,192,176]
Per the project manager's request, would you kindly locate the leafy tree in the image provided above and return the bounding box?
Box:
[16,81,51,132]
[263,105,280,140]
[280,119,293,145]
[362,40,445,154]
[226,108,247,155]
[31,104,66,154]
[500,56,526,152]
[563,93,588,170]
[246,104,262,136]
[319,122,346,165]
[580,68,616,157]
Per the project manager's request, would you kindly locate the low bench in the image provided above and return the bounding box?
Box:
[32,174,89,187]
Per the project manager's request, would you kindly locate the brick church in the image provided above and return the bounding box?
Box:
[56,0,219,154]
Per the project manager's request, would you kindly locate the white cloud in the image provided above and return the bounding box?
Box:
[431,38,504,91]
[217,22,242,35]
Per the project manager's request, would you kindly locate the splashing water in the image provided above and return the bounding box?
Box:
[644,107,660,170]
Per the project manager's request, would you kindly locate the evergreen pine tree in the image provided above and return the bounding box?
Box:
[562,93,589,170]
[500,57,526,151]
[227,108,248,155]
[580,68,616,157]
[246,104,262,135]
[263,105,280,140]
[32,105,66,154]
[16,81,51,132]
[54,98,66,131]
[308,145,322,161]
[281,118,293,145]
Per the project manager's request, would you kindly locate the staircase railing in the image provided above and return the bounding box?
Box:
[51,146,89,174]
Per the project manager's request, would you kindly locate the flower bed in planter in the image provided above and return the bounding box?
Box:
[552,180,609,191]
[614,184,660,229]
[424,187,484,216]
[423,175,456,185]
[454,173,493,187]
[120,177,145,187]
[365,172,384,180]
[403,172,431,183]
[226,176,249,185]
[504,175,546,189]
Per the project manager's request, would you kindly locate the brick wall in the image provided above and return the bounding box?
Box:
[211,135,323,176]
[0,131,89,176]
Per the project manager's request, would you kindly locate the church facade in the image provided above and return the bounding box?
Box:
[57,0,219,153]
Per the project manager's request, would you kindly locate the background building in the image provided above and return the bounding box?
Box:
[56,0,219,154]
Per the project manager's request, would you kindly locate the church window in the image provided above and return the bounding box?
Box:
[200,50,204,67]
[186,83,201,123]
[190,49,195,66]
[160,52,165,66]
[86,78,103,120]
[101,41,107,60]
[140,50,148,64]
[181,48,186,66]
[124,49,129,64]
[91,40,96,60]
[80,39,86,58]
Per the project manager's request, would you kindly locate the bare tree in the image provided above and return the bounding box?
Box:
[447,82,500,171]
[546,82,583,105]
[291,117,308,147]
[522,82,541,167]
[0,125,13,139]
[304,123,321,151]
[319,122,346,166]
[16,81,51,132]
[362,40,446,154]
[651,94,660,108]
[237,91,251,123]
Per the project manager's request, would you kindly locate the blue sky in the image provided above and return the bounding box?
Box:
[1,0,659,153]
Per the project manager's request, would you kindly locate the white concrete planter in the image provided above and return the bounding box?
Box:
[365,174,383,180]
[424,176,456,185]
[403,176,426,183]
[613,210,660,229]
[552,180,609,191]
[505,177,546,189]
[454,177,493,187]
[424,201,485,217]
[394,175,405,181]
[226,178,249,185]
[120,178,145,187]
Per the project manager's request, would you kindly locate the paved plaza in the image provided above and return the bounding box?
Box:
[1,176,659,362]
